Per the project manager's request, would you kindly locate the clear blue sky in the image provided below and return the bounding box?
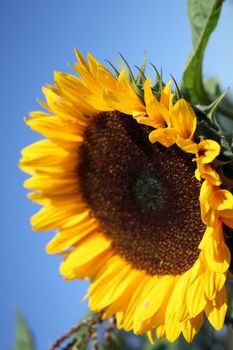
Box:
[1,1,233,349]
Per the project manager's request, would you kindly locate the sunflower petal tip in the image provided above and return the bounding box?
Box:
[147,330,155,344]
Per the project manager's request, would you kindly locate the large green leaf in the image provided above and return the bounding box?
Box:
[182,0,224,104]
[13,310,35,350]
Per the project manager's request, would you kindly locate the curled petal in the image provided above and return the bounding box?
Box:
[149,128,178,147]
[197,139,221,164]
[170,99,196,140]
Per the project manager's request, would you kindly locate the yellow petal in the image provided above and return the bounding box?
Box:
[203,233,230,273]
[83,94,114,111]
[149,128,178,146]
[171,99,196,140]
[160,80,173,112]
[199,164,222,186]
[25,115,84,144]
[103,87,145,115]
[46,218,98,254]
[165,313,182,342]
[176,138,197,153]
[182,313,204,343]
[204,287,227,330]
[60,234,111,279]
[197,139,221,164]
[144,78,154,102]
[97,65,118,90]
[89,263,132,310]
[75,63,100,91]
[103,271,144,319]
[198,225,213,250]
[210,188,233,211]
[203,269,226,300]
[43,85,96,119]
[24,176,79,195]
[116,312,124,329]
[156,325,166,339]
[144,78,167,127]
[121,276,151,331]
[134,115,161,128]
[199,181,215,226]
[74,49,89,68]
[136,288,171,334]
[147,330,155,344]
[186,274,207,317]
[166,273,190,320]
[31,204,80,231]
[54,71,91,104]
[134,276,174,322]
[87,52,100,75]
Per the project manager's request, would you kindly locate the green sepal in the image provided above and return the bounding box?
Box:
[105,60,120,77]
[118,53,144,98]
[150,64,165,98]
[193,106,220,139]
[170,74,183,101]
[195,89,229,129]
[135,51,147,87]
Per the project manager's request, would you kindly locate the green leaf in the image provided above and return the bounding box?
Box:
[13,310,35,350]
[203,77,221,99]
[182,0,224,104]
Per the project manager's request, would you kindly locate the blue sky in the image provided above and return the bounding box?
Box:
[1,1,233,349]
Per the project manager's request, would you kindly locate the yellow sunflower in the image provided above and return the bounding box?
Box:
[20,50,233,343]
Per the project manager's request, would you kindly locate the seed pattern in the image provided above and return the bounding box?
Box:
[78,111,205,275]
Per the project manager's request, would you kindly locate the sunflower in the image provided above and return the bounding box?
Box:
[20,50,233,343]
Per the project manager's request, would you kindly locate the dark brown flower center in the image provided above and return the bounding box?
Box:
[78,111,205,275]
